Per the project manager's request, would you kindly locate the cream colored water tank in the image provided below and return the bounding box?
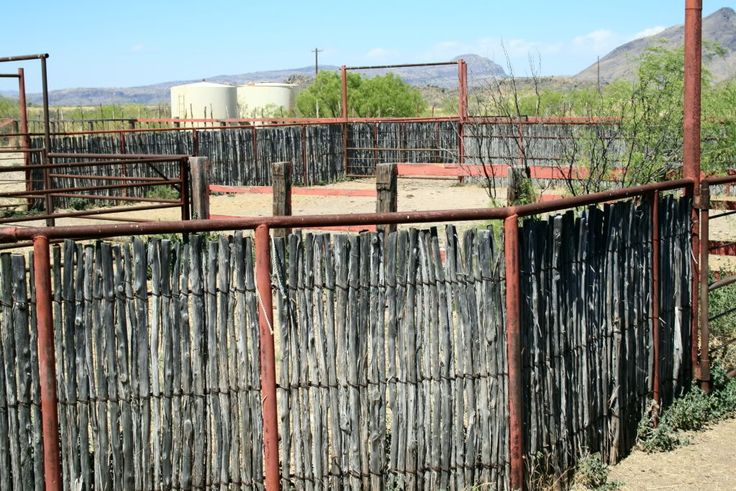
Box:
[170,81,237,127]
[237,82,297,118]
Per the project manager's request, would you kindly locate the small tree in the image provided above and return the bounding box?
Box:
[295,71,426,118]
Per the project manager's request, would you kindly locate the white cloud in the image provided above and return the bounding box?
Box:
[631,26,666,40]
[572,30,616,50]
[365,48,397,61]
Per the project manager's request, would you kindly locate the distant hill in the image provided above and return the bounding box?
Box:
[16,54,505,106]
[576,7,736,83]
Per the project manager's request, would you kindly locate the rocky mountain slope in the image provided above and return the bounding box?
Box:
[576,7,736,83]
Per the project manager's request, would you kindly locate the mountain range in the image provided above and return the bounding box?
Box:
[575,7,736,83]
[8,7,736,106]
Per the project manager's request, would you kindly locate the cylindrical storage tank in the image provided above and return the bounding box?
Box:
[170,81,237,127]
[237,82,297,118]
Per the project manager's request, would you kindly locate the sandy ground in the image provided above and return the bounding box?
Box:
[608,417,736,490]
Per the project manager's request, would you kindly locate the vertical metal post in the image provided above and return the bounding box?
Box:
[341,66,349,175]
[504,214,524,490]
[255,224,280,490]
[457,60,467,164]
[651,191,661,408]
[179,157,191,221]
[340,65,348,120]
[699,182,711,393]
[119,132,128,197]
[684,0,702,380]
[18,67,32,209]
[40,55,55,226]
[33,235,62,491]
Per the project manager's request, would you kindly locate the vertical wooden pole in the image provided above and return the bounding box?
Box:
[375,163,397,236]
[272,161,292,239]
[255,224,280,490]
[33,235,62,491]
[189,157,210,220]
[504,215,524,490]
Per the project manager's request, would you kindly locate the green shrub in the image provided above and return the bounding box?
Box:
[146,185,179,200]
[637,363,736,453]
[573,452,620,490]
[68,197,91,210]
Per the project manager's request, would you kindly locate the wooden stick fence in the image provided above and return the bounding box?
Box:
[0,194,693,490]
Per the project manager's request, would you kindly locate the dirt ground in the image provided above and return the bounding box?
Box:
[608,417,736,490]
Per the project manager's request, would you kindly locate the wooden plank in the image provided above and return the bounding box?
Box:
[189,235,206,488]
[11,254,33,490]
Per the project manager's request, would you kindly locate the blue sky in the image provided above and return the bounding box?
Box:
[1,1,734,92]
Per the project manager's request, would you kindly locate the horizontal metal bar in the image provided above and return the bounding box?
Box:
[704,174,736,185]
[345,61,458,70]
[0,74,20,78]
[49,152,188,161]
[710,209,736,219]
[0,203,180,225]
[0,178,695,242]
[0,157,182,173]
[48,173,179,183]
[49,193,179,204]
[0,179,181,199]
[0,54,48,63]
[710,275,736,291]
[0,148,44,154]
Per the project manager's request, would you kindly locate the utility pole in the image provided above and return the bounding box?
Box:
[313,48,323,77]
[313,48,323,117]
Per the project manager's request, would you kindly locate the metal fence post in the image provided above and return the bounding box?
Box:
[650,191,661,409]
[504,214,524,490]
[255,224,280,490]
[33,234,62,491]
[699,182,711,393]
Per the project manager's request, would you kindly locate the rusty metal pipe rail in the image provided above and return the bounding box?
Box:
[49,152,188,160]
[0,178,181,199]
[0,53,49,63]
[48,173,180,183]
[0,203,181,226]
[0,178,693,243]
[0,157,186,173]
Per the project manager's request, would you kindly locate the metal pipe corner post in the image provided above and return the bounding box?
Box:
[650,190,661,408]
[340,65,350,175]
[684,0,702,382]
[504,214,524,490]
[33,234,62,491]
[40,54,55,227]
[255,224,280,490]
